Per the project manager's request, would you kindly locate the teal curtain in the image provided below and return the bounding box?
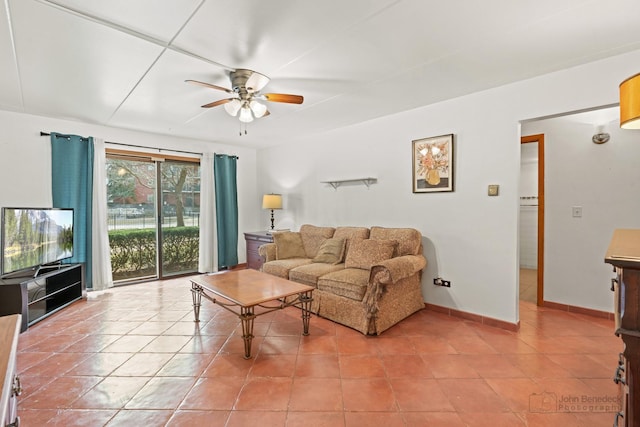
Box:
[51,133,94,288]
[214,154,238,269]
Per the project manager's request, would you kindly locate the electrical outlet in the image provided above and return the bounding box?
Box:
[434,277,450,287]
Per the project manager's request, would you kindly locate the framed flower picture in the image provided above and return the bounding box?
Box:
[412,134,454,193]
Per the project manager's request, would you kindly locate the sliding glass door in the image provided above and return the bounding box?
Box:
[160,160,201,276]
[106,153,200,283]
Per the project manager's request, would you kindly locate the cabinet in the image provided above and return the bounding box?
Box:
[0,264,85,332]
[605,229,640,426]
[244,232,274,270]
[0,314,21,427]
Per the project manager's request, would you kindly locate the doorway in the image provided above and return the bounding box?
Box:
[105,151,201,283]
[519,134,544,305]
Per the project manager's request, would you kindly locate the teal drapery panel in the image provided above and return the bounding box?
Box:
[51,133,94,288]
[214,154,238,269]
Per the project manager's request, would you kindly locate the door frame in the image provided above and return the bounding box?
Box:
[521,134,545,306]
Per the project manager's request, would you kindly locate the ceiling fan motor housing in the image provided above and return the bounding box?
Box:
[230,69,269,94]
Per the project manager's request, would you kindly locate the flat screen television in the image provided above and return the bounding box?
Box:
[1,207,74,277]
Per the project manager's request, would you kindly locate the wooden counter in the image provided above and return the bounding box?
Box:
[0,314,21,426]
[605,229,640,426]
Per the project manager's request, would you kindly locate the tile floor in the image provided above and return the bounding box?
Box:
[519,268,537,304]
[15,275,623,426]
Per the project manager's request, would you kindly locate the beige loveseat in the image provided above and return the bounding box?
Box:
[258,224,427,335]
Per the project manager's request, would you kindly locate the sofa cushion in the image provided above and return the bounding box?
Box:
[345,239,397,270]
[300,224,335,258]
[333,226,370,258]
[317,268,370,301]
[262,258,312,279]
[370,226,422,256]
[312,238,346,264]
[289,262,345,287]
[273,231,306,260]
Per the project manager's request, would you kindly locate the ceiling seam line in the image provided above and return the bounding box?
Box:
[272,0,404,74]
[103,0,210,125]
[34,0,233,71]
[3,0,25,111]
[104,48,170,125]
[32,0,230,124]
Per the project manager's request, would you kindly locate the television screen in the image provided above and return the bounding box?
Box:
[1,208,74,275]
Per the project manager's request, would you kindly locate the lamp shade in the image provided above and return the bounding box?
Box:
[620,72,640,129]
[250,100,268,118]
[224,99,241,116]
[239,106,254,123]
[262,194,282,209]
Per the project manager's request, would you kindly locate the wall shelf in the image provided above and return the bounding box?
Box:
[321,177,377,190]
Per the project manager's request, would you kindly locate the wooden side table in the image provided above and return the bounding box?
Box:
[244,231,274,270]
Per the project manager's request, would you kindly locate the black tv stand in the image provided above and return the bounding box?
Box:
[34,262,63,278]
[0,263,85,332]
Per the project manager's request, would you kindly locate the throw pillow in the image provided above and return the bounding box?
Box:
[345,239,397,270]
[273,231,306,260]
[312,238,346,264]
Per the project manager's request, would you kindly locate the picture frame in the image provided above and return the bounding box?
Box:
[412,134,454,193]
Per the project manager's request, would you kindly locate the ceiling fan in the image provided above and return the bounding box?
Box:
[186,69,304,124]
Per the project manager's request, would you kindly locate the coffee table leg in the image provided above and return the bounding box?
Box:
[300,291,312,336]
[240,306,255,359]
[191,282,202,323]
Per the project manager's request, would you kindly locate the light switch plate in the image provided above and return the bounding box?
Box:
[572,206,582,217]
[488,185,499,196]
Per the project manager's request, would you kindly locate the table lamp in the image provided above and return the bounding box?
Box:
[262,193,282,231]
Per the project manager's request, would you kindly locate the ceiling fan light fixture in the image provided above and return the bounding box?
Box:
[239,106,254,123]
[224,99,241,116]
[249,100,268,118]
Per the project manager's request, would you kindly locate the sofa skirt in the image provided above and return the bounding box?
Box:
[312,274,424,335]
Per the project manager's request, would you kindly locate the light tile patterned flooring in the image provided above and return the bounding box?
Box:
[519,268,538,304]
[16,274,623,426]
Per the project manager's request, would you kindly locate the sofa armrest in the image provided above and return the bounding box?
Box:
[370,255,427,285]
[362,254,427,320]
[258,243,277,262]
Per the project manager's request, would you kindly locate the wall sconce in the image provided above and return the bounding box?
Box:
[592,125,610,144]
[262,193,282,231]
[620,72,640,129]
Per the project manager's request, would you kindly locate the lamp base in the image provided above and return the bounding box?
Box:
[269,209,275,230]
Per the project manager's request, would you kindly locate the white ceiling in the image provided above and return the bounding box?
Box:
[1,0,640,149]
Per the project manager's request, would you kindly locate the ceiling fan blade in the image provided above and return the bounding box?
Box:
[263,93,304,104]
[201,98,234,108]
[185,79,233,94]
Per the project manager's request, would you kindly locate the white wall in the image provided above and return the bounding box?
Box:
[0,110,260,264]
[257,49,640,324]
[523,114,640,312]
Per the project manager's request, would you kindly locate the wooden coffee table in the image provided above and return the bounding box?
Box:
[190,269,314,359]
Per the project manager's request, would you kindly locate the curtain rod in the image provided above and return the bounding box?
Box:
[39,131,229,158]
